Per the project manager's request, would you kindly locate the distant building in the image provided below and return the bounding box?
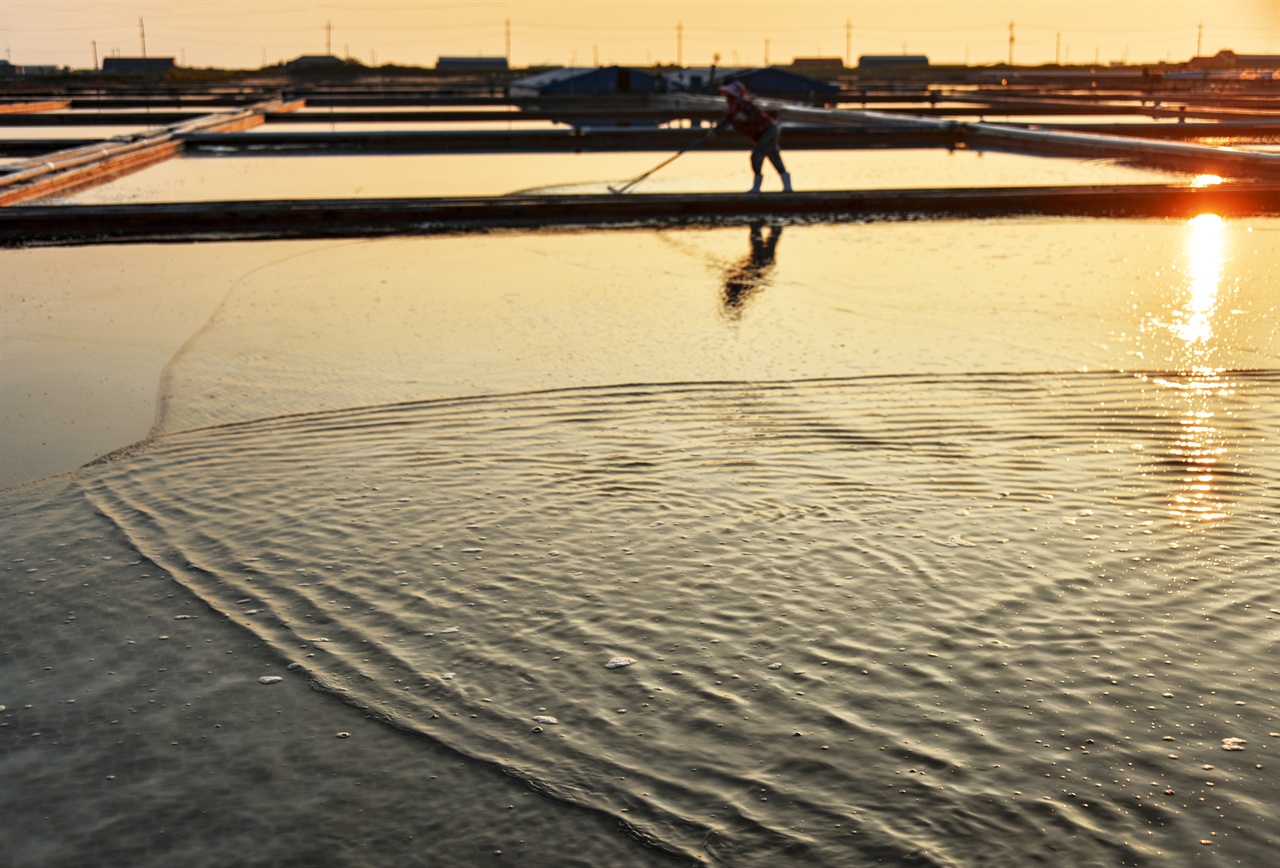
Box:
[858,55,930,70]
[1186,49,1280,70]
[102,57,175,76]
[0,59,17,78]
[509,65,836,101]
[284,55,346,71]
[663,67,838,100]
[437,57,509,71]
[509,66,660,97]
[790,57,846,73]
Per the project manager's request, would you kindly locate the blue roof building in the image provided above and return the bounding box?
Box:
[509,66,661,98]
[662,67,838,99]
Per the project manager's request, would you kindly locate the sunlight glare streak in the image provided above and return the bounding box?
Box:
[1191,174,1224,188]
[1172,214,1225,350]
[1159,214,1232,526]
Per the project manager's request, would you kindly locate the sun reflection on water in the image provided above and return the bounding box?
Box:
[1172,214,1226,351]
[1152,372,1233,526]
[1151,213,1233,526]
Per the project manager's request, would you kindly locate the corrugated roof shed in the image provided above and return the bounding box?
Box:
[663,67,838,98]
[509,66,660,97]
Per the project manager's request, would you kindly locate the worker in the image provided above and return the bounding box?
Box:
[713,81,792,193]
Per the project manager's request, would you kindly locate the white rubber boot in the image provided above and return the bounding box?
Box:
[781,172,793,193]
[749,173,763,193]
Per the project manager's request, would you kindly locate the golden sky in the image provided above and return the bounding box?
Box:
[1,0,1276,69]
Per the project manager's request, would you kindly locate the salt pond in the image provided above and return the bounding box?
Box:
[54,147,1185,202]
[2,158,1277,865]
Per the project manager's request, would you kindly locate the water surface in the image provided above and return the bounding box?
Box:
[2,215,1277,866]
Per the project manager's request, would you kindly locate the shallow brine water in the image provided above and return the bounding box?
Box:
[75,368,1279,866]
[55,148,1183,203]
[2,216,1278,866]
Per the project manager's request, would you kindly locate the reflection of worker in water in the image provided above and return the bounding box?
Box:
[713,81,792,194]
[722,224,782,318]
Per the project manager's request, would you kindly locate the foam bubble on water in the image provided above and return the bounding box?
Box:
[533,715,559,725]
[604,657,634,670]
[1222,737,1247,751]
[258,676,283,684]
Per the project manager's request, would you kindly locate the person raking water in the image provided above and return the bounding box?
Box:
[712,81,792,193]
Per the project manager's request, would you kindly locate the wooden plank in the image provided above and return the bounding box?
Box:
[0,141,182,206]
[3,184,1277,246]
[0,100,72,114]
[0,97,301,205]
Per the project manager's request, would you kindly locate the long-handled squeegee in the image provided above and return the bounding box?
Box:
[607,130,717,195]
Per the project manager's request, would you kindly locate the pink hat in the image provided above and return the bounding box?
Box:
[717,81,748,100]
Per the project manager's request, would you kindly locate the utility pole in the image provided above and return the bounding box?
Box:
[676,22,683,67]
[139,17,146,59]
[1007,21,1014,66]
[764,39,769,66]
[92,40,98,70]
[1056,32,1061,65]
[505,18,511,61]
[1197,22,1203,56]
[326,20,332,55]
[845,20,851,68]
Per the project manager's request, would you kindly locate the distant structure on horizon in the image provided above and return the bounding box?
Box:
[509,65,837,100]
[1185,49,1280,70]
[437,57,509,71]
[509,66,659,97]
[790,57,846,73]
[663,66,839,99]
[858,55,930,70]
[101,57,174,76]
[283,55,346,71]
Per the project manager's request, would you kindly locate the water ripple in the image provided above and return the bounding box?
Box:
[76,371,1279,866]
